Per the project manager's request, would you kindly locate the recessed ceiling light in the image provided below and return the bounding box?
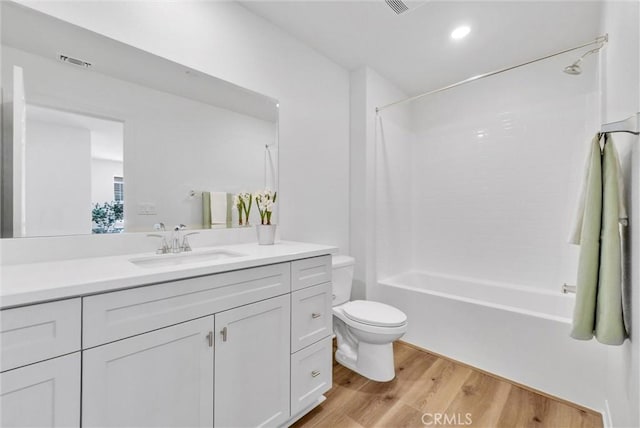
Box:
[451,25,471,40]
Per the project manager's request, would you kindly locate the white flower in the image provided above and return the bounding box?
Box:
[265,200,274,211]
[238,192,252,204]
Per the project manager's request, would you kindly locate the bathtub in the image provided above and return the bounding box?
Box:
[376,271,608,413]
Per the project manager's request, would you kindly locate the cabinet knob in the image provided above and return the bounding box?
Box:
[311,312,322,319]
[220,327,228,342]
[206,331,213,347]
[311,370,321,378]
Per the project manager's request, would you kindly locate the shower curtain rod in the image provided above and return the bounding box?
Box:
[375,34,608,113]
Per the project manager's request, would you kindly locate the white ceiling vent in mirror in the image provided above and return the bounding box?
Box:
[384,0,428,15]
[58,54,92,68]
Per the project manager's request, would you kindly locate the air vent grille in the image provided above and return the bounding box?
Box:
[58,54,92,68]
[385,0,409,14]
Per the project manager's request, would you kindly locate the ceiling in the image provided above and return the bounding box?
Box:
[240,1,603,95]
[27,104,124,162]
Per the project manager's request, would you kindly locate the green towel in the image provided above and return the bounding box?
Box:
[595,137,626,345]
[202,192,212,229]
[571,135,602,340]
[571,134,627,345]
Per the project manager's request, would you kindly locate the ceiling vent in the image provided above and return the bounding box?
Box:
[385,0,409,14]
[384,0,428,15]
[58,54,92,69]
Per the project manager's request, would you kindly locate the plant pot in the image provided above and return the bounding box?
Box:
[256,224,277,245]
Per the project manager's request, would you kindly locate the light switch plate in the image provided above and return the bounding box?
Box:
[137,203,157,215]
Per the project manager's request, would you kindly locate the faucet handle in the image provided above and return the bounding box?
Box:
[181,232,199,252]
[153,223,166,232]
[174,224,187,231]
[147,233,169,254]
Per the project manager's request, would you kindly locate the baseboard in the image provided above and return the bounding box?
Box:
[602,399,613,428]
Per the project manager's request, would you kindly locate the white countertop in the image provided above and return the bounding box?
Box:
[0,241,336,309]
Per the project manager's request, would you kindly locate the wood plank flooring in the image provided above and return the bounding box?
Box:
[293,342,602,428]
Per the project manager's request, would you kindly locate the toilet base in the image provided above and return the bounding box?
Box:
[335,341,396,382]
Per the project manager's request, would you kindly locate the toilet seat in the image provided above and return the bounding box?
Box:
[342,300,407,327]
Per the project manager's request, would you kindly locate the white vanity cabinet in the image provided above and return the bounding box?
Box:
[214,295,290,427]
[0,299,82,428]
[0,251,334,428]
[82,316,215,428]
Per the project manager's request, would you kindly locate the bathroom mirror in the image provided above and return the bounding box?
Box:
[0,2,278,238]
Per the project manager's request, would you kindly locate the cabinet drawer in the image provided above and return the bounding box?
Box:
[1,299,81,372]
[291,282,333,352]
[1,352,81,428]
[83,263,290,348]
[291,336,332,416]
[291,255,331,291]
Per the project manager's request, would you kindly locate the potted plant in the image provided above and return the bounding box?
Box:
[255,189,277,245]
[233,194,244,226]
[234,192,253,226]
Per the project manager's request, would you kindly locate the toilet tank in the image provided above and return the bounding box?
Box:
[332,255,355,306]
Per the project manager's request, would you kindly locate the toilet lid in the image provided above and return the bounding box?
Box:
[342,300,407,327]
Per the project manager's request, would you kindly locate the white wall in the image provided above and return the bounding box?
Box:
[599,1,640,426]
[25,119,92,236]
[12,0,350,253]
[91,158,123,205]
[350,67,412,300]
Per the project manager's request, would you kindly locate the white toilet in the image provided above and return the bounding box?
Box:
[331,255,408,382]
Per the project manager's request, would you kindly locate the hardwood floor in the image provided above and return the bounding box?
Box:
[293,342,603,428]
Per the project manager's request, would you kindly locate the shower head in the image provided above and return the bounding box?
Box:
[563,44,604,75]
[563,61,583,75]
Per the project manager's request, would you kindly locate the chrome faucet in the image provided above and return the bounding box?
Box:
[171,224,187,253]
[148,223,197,254]
[147,223,170,254]
[181,232,199,252]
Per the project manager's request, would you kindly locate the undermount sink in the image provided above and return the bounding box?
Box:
[129,249,245,268]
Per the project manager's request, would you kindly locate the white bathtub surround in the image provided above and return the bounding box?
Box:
[378,271,607,411]
[572,135,628,345]
[355,31,605,411]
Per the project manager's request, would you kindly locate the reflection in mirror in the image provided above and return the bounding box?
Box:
[0,1,279,238]
[25,105,124,236]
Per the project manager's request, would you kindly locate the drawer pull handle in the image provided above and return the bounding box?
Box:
[220,327,228,342]
[311,370,321,378]
[206,331,213,347]
[311,312,322,319]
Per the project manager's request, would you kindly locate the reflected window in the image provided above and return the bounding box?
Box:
[114,176,124,202]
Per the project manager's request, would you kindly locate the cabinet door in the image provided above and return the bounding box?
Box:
[82,316,214,428]
[215,295,290,427]
[291,282,333,352]
[0,353,80,428]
